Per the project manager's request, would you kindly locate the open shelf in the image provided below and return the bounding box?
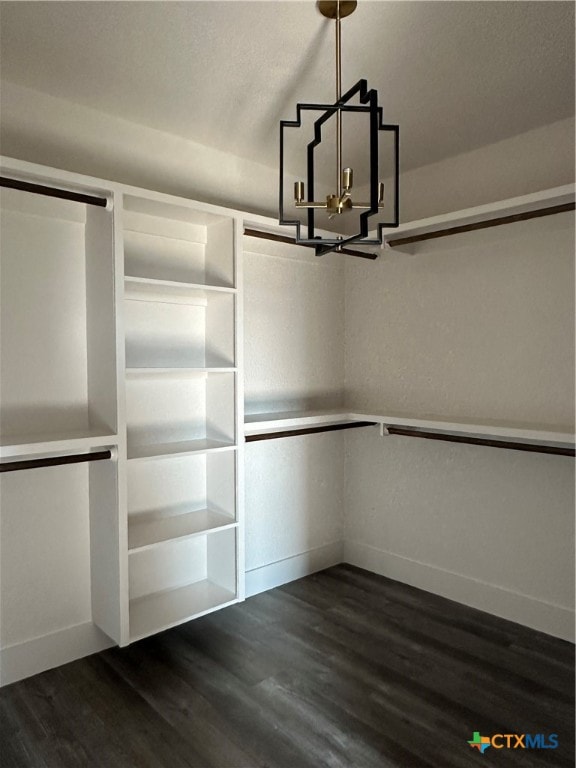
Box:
[348,410,575,449]
[0,428,118,460]
[128,510,236,553]
[0,187,117,447]
[123,194,235,289]
[127,451,237,550]
[126,370,235,460]
[126,368,236,376]
[124,291,235,368]
[244,409,354,436]
[244,408,575,453]
[125,276,236,300]
[127,438,236,462]
[129,580,236,642]
[128,527,237,641]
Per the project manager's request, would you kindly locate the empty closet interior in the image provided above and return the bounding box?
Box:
[0,159,574,688]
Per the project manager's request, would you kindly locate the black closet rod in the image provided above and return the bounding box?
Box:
[246,422,574,456]
[0,450,113,473]
[0,176,108,208]
[388,202,576,247]
[246,422,377,442]
[244,228,378,260]
[386,426,575,457]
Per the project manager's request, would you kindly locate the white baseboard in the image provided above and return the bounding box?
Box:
[2,543,571,688]
[1,622,114,687]
[246,541,344,598]
[344,540,575,643]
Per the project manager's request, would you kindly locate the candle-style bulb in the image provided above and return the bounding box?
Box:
[294,181,305,203]
[342,167,353,191]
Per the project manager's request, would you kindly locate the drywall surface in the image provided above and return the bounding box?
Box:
[244,235,345,415]
[1,464,92,648]
[345,212,575,424]
[243,235,345,592]
[344,211,575,639]
[245,434,344,595]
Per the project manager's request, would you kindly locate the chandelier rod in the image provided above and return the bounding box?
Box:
[335,0,342,199]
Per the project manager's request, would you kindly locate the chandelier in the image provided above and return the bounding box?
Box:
[279,0,399,257]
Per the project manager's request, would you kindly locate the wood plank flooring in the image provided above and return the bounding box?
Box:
[1,564,574,768]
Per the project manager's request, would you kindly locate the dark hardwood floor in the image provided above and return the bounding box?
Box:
[1,564,574,768]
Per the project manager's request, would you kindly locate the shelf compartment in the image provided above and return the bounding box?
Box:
[124,292,235,368]
[123,194,235,288]
[126,371,235,460]
[0,187,117,444]
[128,528,237,641]
[129,581,236,643]
[0,453,121,664]
[127,451,236,551]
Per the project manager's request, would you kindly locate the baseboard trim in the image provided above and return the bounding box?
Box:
[246,541,344,598]
[2,543,571,687]
[343,540,574,642]
[1,622,114,687]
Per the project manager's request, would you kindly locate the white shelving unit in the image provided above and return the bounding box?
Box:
[120,190,243,642]
[0,157,244,683]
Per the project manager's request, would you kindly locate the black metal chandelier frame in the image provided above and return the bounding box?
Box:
[279,0,400,258]
[280,79,399,257]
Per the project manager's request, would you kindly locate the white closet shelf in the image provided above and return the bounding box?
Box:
[380,184,575,248]
[128,508,237,553]
[126,367,237,376]
[129,581,237,642]
[124,276,236,300]
[127,438,236,462]
[244,409,575,452]
[0,429,118,460]
[349,411,575,449]
[244,409,356,436]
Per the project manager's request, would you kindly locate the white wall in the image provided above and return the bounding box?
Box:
[243,236,346,594]
[345,213,575,423]
[344,212,575,640]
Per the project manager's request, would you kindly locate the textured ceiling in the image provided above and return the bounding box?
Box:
[0,1,574,174]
